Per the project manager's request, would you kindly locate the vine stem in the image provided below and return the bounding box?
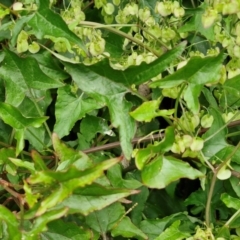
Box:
[83,119,240,154]
[205,140,240,228]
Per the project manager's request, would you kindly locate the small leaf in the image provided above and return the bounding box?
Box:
[0,102,48,129]
[9,158,35,173]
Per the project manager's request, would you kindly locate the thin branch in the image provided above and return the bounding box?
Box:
[82,119,240,154]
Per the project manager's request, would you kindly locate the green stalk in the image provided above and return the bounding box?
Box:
[205,141,240,227]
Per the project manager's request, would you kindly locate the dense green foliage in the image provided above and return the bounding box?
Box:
[1,0,240,239]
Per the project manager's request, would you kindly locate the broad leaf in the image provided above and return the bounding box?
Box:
[64,62,135,159]
[221,193,240,210]
[42,220,93,240]
[54,86,103,138]
[85,202,125,233]
[28,0,86,51]
[0,102,48,129]
[0,49,64,106]
[141,155,203,189]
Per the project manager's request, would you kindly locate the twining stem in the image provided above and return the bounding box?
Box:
[174,83,187,119]
[205,140,240,228]
[84,119,240,154]
[205,172,217,227]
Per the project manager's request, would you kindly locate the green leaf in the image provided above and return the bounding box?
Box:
[42,220,93,240]
[221,193,240,210]
[86,44,185,86]
[52,133,92,170]
[0,49,64,106]
[14,129,24,156]
[31,150,48,171]
[64,62,136,159]
[54,86,103,138]
[30,50,69,81]
[30,158,120,215]
[0,205,21,240]
[134,126,175,170]
[179,6,215,41]
[80,115,112,142]
[9,158,35,173]
[111,216,148,239]
[140,215,179,240]
[155,220,190,240]
[85,202,125,233]
[141,155,203,189]
[0,102,48,129]
[150,54,225,112]
[130,186,149,226]
[107,164,142,189]
[25,208,68,237]
[150,54,224,88]
[10,15,33,48]
[58,184,139,215]
[220,75,240,107]
[130,99,175,122]
[0,148,15,165]
[202,108,228,158]
[28,0,86,51]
